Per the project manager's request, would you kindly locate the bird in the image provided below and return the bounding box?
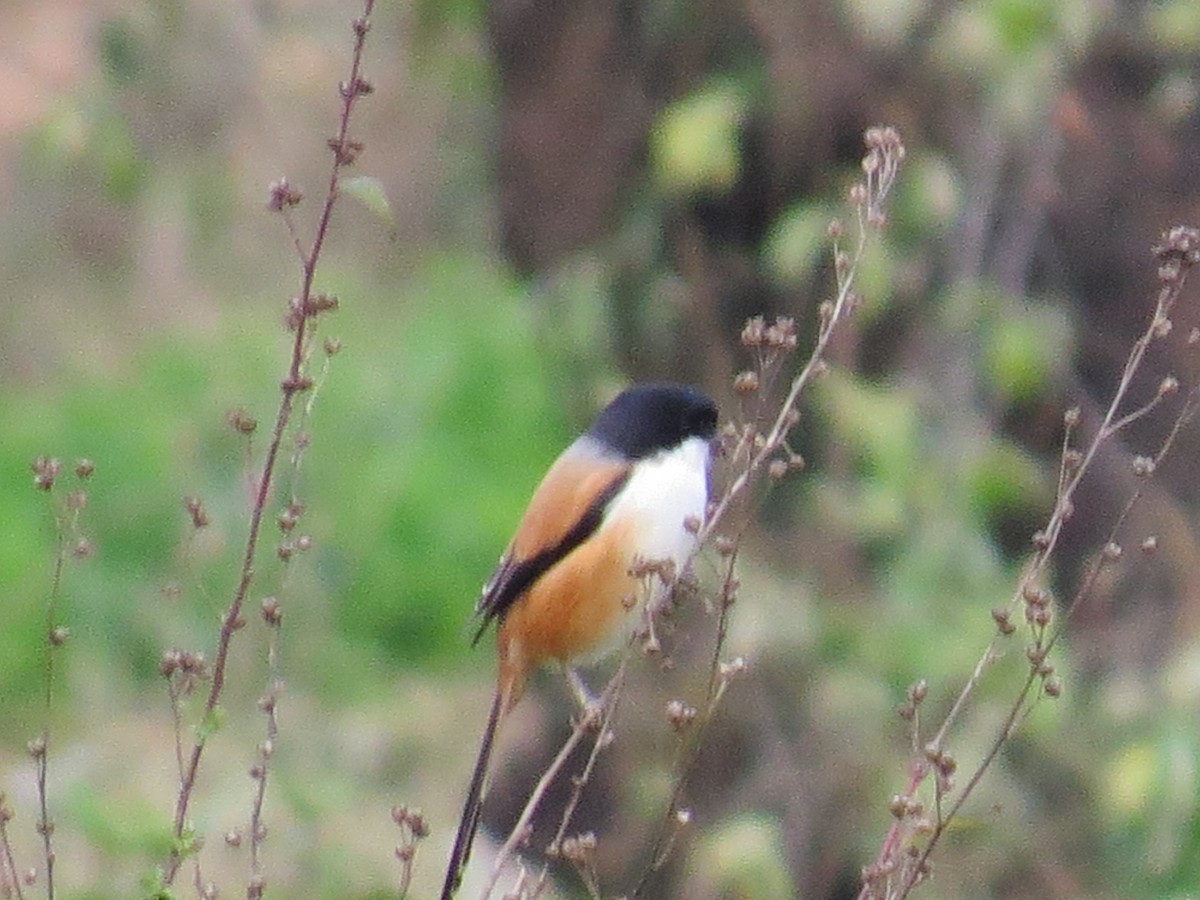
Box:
[440,382,719,900]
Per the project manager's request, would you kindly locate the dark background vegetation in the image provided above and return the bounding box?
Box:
[3,0,1200,897]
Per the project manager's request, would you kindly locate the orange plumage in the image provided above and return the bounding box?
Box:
[440,384,717,900]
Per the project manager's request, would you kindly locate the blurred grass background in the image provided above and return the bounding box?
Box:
[3,0,1200,897]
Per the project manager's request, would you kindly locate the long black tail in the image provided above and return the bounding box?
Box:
[441,689,504,900]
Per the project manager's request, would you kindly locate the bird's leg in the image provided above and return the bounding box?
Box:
[563,666,604,727]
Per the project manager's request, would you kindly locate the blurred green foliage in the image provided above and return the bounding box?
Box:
[650,80,748,197]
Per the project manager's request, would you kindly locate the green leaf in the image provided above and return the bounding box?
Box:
[650,81,746,196]
[195,704,225,742]
[340,175,395,230]
[763,202,832,284]
[140,865,175,900]
[981,304,1071,407]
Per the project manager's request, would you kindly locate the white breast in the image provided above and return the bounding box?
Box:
[604,434,711,603]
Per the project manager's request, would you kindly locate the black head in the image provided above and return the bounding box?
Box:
[587,383,718,460]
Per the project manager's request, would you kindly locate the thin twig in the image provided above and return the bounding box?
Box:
[481,663,628,900]
[697,128,904,550]
[162,1,376,884]
[860,226,1200,899]
[632,546,742,896]
[29,457,87,900]
[0,794,26,900]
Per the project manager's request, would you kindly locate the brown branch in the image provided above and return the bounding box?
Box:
[162,0,376,884]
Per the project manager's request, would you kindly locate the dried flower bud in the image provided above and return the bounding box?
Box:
[666,699,697,732]
[180,651,208,675]
[1141,535,1158,555]
[74,459,95,479]
[1022,585,1049,608]
[160,649,182,678]
[560,831,597,863]
[267,178,303,211]
[261,596,282,626]
[342,76,374,97]
[1131,455,1155,477]
[1043,675,1062,698]
[323,337,342,356]
[733,371,759,394]
[305,293,339,316]
[992,607,1016,635]
[328,135,365,166]
[184,496,210,529]
[1101,541,1122,562]
[907,679,927,705]
[31,456,61,491]
[719,656,747,680]
[281,375,314,394]
[407,809,429,839]
[740,316,767,347]
[770,316,798,348]
[1153,225,1200,280]
[227,408,258,435]
[1064,406,1081,428]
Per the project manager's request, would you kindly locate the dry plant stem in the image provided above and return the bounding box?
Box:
[480,664,628,900]
[696,131,902,549]
[616,128,902,894]
[0,803,26,900]
[631,548,741,898]
[168,680,187,780]
[861,228,1200,900]
[35,511,75,900]
[390,806,430,900]
[928,242,1194,756]
[163,2,375,884]
[248,626,282,897]
[544,700,620,857]
[628,131,902,891]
